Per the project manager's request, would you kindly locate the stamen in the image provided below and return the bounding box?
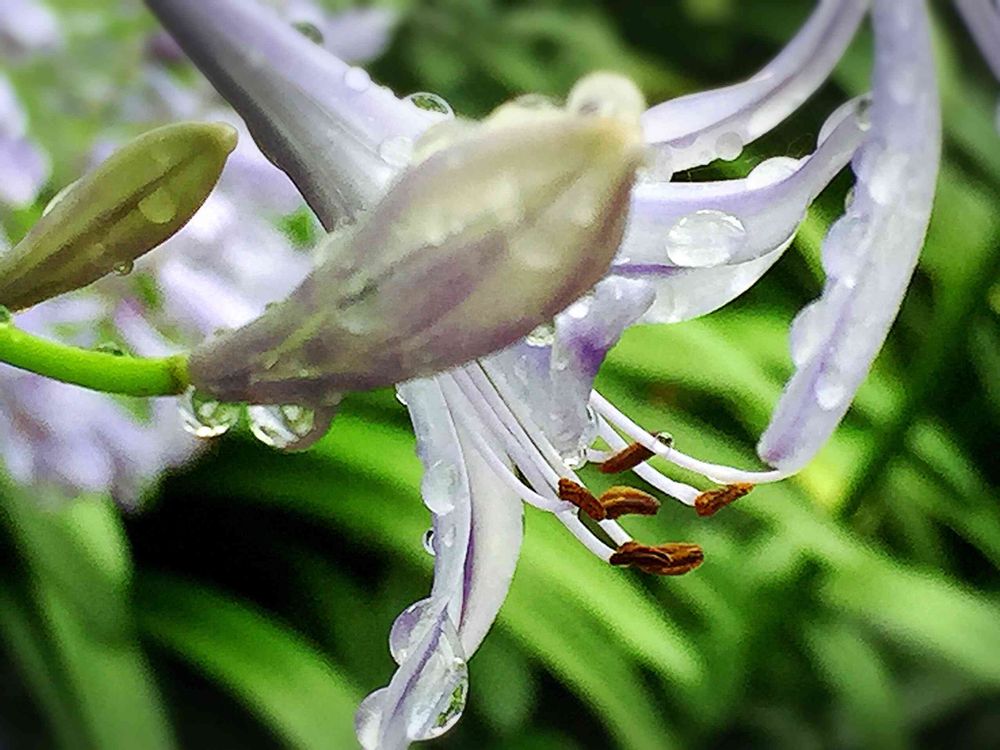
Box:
[558,478,606,520]
[609,541,704,576]
[597,420,700,505]
[694,483,754,517]
[590,391,788,485]
[599,486,660,520]
[599,439,656,474]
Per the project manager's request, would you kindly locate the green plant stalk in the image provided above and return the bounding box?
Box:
[0,324,189,397]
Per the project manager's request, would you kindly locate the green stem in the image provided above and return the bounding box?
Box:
[0,323,189,397]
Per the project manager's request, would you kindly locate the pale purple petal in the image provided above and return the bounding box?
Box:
[642,0,868,172]
[955,0,1000,81]
[145,0,432,228]
[483,276,654,456]
[625,96,869,270]
[358,393,522,749]
[759,0,941,471]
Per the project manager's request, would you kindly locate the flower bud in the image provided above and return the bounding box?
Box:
[189,108,644,406]
[0,121,237,311]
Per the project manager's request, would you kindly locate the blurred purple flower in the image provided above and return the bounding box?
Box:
[143,0,948,744]
[0,0,61,60]
[0,1,398,503]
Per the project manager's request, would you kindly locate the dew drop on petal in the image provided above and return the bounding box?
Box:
[247,404,317,450]
[395,387,408,406]
[138,187,177,224]
[404,92,454,118]
[389,598,438,664]
[814,372,848,411]
[179,386,240,438]
[343,66,371,93]
[714,132,743,162]
[664,210,748,267]
[378,136,414,168]
[422,460,458,515]
[745,156,801,190]
[405,619,469,742]
[422,528,436,557]
[821,214,870,287]
[355,688,388,750]
[291,20,323,44]
[788,301,825,367]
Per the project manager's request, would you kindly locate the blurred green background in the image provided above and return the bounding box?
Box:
[1,0,999,748]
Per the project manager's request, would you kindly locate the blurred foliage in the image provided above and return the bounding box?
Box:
[1,0,999,748]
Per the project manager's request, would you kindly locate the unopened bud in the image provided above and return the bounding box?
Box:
[0,122,237,311]
[189,107,644,406]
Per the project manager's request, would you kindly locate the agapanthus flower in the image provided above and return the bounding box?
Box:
[0,1,397,502]
[141,0,950,745]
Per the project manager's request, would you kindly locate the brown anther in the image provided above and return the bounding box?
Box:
[598,486,661,520]
[599,441,655,474]
[694,482,754,517]
[610,541,704,576]
[558,478,607,521]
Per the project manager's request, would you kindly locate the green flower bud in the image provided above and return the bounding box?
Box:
[0,121,237,311]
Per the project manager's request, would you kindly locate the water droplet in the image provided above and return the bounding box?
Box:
[525,323,555,347]
[404,92,454,118]
[654,431,674,449]
[95,342,126,356]
[561,446,587,470]
[395,387,409,406]
[389,598,438,664]
[292,20,323,44]
[818,96,871,146]
[403,617,469,741]
[179,387,240,438]
[639,147,673,183]
[566,299,590,320]
[42,178,80,217]
[343,67,371,93]
[788,302,825,368]
[814,373,847,411]
[113,260,134,276]
[821,215,870,286]
[138,187,176,224]
[422,460,458,515]
[0,306,12,325]
[746,156,800,190]
[422,528,436,556]
[714,132,743,161]
[248,404,317,450]
[664,210,748,267]
[843,185,856,211]
[378,136,414,168]
[355,688,388,750]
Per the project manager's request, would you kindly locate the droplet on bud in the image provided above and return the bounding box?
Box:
[422,528,436,556]
[179,386,241,438]
[247,403,318,450]
[113,260,134,276]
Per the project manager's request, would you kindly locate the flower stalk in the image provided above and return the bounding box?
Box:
[0,321,189,396]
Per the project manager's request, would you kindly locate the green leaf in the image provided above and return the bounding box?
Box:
[137,573,362,750]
